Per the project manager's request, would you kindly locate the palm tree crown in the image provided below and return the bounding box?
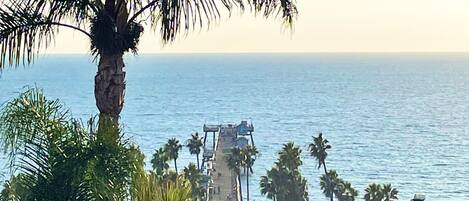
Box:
[364,183,398,201]
[309,132,332,172]
[151,147,170,176]
[260,142,308,201]
[278,142,302,171]
[381,184,398,201]
[226,147,243,175]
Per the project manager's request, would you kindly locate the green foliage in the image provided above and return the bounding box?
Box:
[260,142,308,201]
[0,87,193,201]
[0,0,94,68]
[0,174,32,201]
[226,147,243,176]
[364,183,398,201]
[320,170,358,201]
[278,142,302,171]
[336,181,358,201]
[151,147,170,176]
[241,145,258,171]
[320,170,340,199]
[153,177,192,201]
[0,87,94,200]
[183,163,202,200]
[131,171,192,201]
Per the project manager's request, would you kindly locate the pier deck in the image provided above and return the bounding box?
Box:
[207,125,240,201]
[204,121,253,201]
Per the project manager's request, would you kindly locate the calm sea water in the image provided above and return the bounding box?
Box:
[1,53,469,200]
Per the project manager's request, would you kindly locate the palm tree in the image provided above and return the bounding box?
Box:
[186,132,203,170]
[261,142,308,201]
[151,147,170,176]
[165,138,182,173]
[381,184,398,201]
[364,183,383,201]
[309,133,332,174]
[0,0,298,124]
[241,145,258,201]
[183,163,203,199]
[320,170,341,201]
[309,133,333,201]
[226,147,243,199]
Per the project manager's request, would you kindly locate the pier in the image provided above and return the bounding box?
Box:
[201,121,254,201]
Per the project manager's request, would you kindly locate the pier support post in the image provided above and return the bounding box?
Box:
[213,131,216,150]
[203,131,208,148]
[249,131,255,147]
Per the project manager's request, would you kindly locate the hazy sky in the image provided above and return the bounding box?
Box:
[48,0,469,53]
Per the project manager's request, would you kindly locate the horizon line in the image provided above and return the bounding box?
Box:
[43,51,469,55]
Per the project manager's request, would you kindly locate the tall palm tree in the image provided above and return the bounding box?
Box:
[381,184,398,201]
[320,170,341,201]
[309,133,333,201]
[165,138,182,173]
[186,132,203,170]
[309,133,332,174]
[226,147,243,199]
[183,163,203,200]
[241,145,258,201]
[151,147,170,176]
[0,0,298,124]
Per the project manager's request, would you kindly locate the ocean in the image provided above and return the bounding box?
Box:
[1,53,469,200]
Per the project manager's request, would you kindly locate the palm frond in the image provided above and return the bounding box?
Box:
[130,0,297,43]
[0,0,94,69]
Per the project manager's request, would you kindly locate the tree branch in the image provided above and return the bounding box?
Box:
[127,0,159,23]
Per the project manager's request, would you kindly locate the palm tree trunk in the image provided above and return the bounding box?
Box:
[95,54,126,123]
[238,175,243,200]
[196,154,200,170]
[322,161,333,201]
[174,159,178,173]
[323,161,328,174]
[246,168,250,201]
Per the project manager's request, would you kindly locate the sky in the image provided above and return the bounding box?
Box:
[48,0,469,53]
